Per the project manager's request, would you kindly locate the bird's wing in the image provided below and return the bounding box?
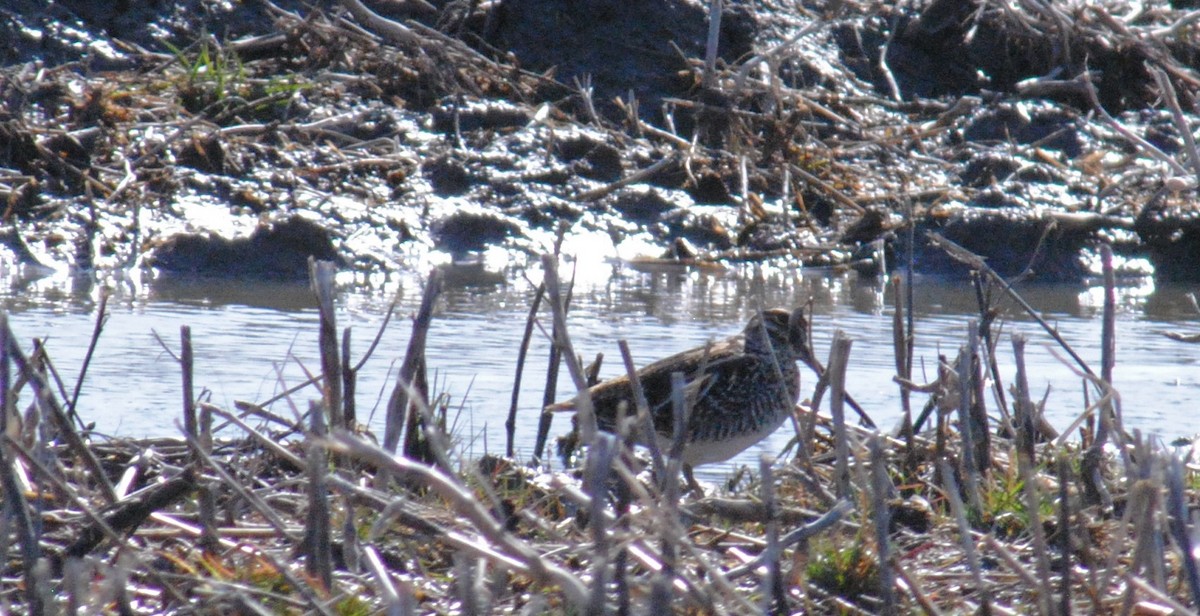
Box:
[644,352,764,434]
[544,334,743,413]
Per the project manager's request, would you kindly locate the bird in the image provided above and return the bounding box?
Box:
[547,307,808,474]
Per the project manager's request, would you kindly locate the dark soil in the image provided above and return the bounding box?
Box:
[2,0,1200,283]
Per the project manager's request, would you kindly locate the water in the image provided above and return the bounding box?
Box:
[5,264,1199,481]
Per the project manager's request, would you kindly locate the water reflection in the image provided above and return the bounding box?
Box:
[150,277,318,311]
[2,268,99,312]
[1141,283,1200,320]
[0,264,1196,482]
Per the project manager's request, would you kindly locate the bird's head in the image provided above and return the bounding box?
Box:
[745,306,809,360]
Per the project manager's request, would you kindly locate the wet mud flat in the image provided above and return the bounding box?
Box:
[5,254,1200,614]
[4,0,1200,612]
[1,0,1200,284]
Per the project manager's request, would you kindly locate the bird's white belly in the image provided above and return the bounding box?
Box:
[667,412,791,466]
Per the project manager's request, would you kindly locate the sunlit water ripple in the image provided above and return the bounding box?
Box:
[5,264,1199,483]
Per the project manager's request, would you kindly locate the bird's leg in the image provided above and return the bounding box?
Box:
[683,464,705,497]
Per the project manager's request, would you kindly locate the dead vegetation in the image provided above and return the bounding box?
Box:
[1,0,1200,277]
[4,240,1200,614]
[4,1,1200,612]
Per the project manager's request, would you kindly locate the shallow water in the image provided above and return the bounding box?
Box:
[5,263,1199,482]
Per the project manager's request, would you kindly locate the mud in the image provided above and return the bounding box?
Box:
[1,0,1199,282]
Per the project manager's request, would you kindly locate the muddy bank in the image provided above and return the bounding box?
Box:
[1,0,1199,284]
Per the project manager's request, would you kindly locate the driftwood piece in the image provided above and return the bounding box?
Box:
[66,470,198,558]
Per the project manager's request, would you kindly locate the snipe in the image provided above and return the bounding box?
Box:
[548,307,808,469]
